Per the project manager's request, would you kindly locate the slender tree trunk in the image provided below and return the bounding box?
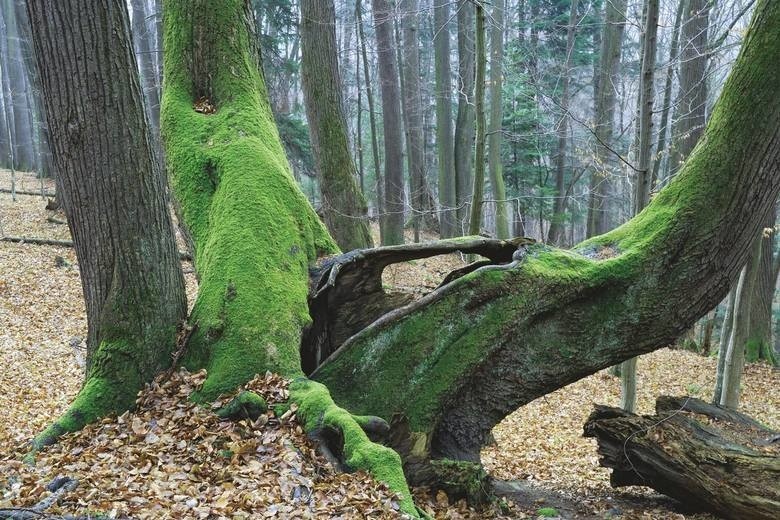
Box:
[130,0,161,136]
[371,0,405,245]
[547,0,578,246]
[26,0,186,447]
[356,0,384,240]
[434,0,457,237]
[713,287,737,404]
[721,232,763,409]
[587,0,627,238]
[669,0,710,177]
[650,0,685,188]
[300,0,372,251]
[488,0,509,239]
[3,2,33,171]
[467,2,486,237]
[454,0,475,233]
[746,208,777,364]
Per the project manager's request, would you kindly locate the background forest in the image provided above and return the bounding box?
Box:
[0,0,778,518]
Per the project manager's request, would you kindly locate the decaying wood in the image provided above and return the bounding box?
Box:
[301,236,532,373]
[584,396,780,520]
[0,188,55,197]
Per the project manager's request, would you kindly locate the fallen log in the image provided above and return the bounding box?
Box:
[0,187,55,197]
[0,236,194,261]
[584,396,780,520]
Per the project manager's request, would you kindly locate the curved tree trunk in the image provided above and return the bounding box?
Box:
[315,0,780,469]
[26,0,187,447]
[300,0,372,251]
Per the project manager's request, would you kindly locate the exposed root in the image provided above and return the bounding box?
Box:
[289,378,420,518]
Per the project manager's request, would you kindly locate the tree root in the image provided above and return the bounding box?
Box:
[289,378,420,518]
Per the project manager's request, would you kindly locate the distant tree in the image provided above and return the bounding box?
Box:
[454,0,475,232]
[468,1,486,237]
[487,0,509,239]
[300,0,372,251]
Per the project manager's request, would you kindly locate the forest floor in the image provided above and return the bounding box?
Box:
[0,171,778,519]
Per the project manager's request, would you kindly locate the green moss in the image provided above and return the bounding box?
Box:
[161,1,338,400]
[289,379,418,517]
[216,391,268,421]
[537,507,560,517]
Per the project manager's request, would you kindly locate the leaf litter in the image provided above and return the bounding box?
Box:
[1,172,778,519]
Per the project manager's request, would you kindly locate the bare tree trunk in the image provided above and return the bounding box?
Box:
[713,288,737,403]
[587,0,627,238]
[488,0,509,239]
[434,0,457,237]
[467,2,486,236]
[721,232,763,408]
[747,207,778,364]
[2,2,34,171]
[371,0,405,245]
[300,0,373,251]
[356,0,384,240]
[454,0,475,234]
[130,0,161,135]
[26,0,186,446]
[547,0,578,246]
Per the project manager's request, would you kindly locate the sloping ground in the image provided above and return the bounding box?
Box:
[1,172,778,519]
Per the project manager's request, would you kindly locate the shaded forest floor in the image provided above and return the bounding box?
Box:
[1,171,778,519]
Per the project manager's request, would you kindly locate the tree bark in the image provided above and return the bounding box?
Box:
[433,0,457,238]
[547,0,578,246]
[747,207,778,364]
[487,0,509,240]
[300,0,373,251]
[587,0,627,238]
[130,0,161,136]
[371,0,405,245]
[315,0,780,467]
[26,0,186,447]
[2,2,34,172]
[467,3,486,237]
[584,397,780,520]
[454,0,475,233]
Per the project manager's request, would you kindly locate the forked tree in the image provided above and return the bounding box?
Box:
[23,0,780,517]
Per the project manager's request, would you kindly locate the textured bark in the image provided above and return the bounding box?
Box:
[130,0,161,136]
[669,0,710,177]
[433,0,457,237]
[371,0,405,245]
[547,0,578,246]
[315,0,780,466]
[467,4,486,237]
[587,0,627,238]
[584,397,780,520]
[454,0,475,232]
[487,0,509,240]
[747,207,777,364]
[300,0,372,251]
[26,0,186,445]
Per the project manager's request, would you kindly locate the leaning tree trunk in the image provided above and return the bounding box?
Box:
[300,0,373,251]
[25,0,187,447]
[313,0,780,476]
[160,0,416,514]
[584,396,780,520]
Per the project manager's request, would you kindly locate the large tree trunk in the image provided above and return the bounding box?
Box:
[314,0,780,470]
[371,0,405,245]
[587,0,627,238]
[454,0,475,233]
[300,0,372,251]
[26,0,187,447]
[584,397,780,520]
[433,0,457,238]
[160,0,416,514]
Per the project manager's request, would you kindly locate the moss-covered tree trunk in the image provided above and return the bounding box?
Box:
[160,1,417,514]
[315,0,780,470]
[26,0,187,447]
[300,0,373,252]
